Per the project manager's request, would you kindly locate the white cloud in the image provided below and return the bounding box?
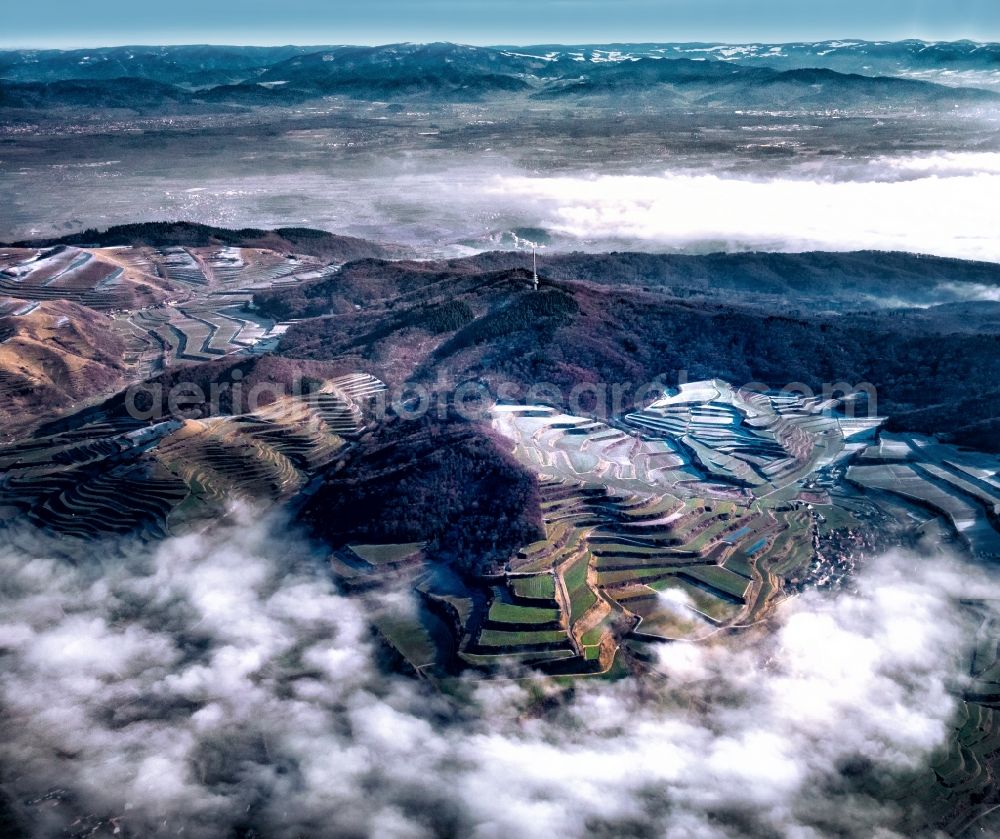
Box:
[0,511,994,837]
[13,148,1000,266]
[935,281,1000,302]
[484,162,1000,262]
[874,151,1000,177]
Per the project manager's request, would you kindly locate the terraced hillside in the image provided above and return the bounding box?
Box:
[0,246,172,310]
[0,232,998,835]
[106,245,322,375]
[0,235,357,425]
[480,380,1000,673]
[892,597,1000,836]
[0,297,128,427]
[315,379,901,678]
[1,239,341,382]
[3,231,998,690]
[491,404,700,494]
[457,473,813,670]
[848,433,1000,558]
[493,381,882,499]
[0,373,386,539]
[624,379,880,494]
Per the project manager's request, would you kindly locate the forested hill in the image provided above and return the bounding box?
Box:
[253,252,1000,454]
[254,249,1000,319]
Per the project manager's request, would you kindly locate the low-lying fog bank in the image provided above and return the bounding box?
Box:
[5,149,1000,263]
[1,506,995,837]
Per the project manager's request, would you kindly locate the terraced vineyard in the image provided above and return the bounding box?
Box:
[886,598,1000,836]
[0,246,145,310]
[491,404,698,494]
[8,355,993,685]
[0,373,386,539]
[622,379,879,494]
[0,295,131,426]
[1,243,328,379]
[2,229,999,824]
[349,466,817,676]
[483,380,1000,673]
[848,433,1000,558]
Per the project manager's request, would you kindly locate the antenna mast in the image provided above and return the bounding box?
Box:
[532,247,539,291]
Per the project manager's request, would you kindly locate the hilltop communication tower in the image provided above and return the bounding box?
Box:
[532,247,539,291]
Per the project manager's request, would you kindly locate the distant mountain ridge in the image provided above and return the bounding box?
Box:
[1,41,998,110]
[4,40,1000,85]
[0,45,325,87]
[507,40,1000,76]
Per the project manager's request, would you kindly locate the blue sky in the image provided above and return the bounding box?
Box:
[2,0,999,48]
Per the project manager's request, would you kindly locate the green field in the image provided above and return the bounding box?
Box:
[371,613,439,668]
[580,622,608,646]
[510,574,557,600]
[430,593,474,629]
[815,503,861,533]
[681,565,750,600]
[650,577,743,623]
[564,551,597,622]
[596,566,680,586]
[723,552,753,580]
[634,609,704,640]
[764,527,813,576]
[593,552,687,570]
[488,601,561,625]
[478,628,569,647]
[683,518,736,552]
[349,542,423,566]
[460,649,577,667]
